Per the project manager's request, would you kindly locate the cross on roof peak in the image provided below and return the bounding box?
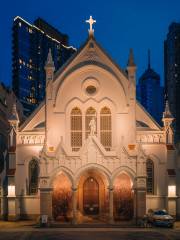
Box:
[86,16,96,37]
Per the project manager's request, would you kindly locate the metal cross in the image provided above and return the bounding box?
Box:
[86,16,96,36]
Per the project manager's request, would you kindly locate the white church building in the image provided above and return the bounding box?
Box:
[1,17,179,223]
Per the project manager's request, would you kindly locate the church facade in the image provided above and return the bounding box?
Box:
[1,18,179,223]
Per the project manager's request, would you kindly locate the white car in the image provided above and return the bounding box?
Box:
[148,210,174,227]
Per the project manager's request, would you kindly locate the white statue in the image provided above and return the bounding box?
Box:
[89,117,96,136]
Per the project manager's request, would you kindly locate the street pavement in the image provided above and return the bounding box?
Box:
[0,221,180,240]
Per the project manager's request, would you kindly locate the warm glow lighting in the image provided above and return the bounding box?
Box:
[168,185,176,197]
[8,185,15,197]
[48,146,54,152]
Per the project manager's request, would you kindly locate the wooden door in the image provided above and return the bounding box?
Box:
[83,177,99,215]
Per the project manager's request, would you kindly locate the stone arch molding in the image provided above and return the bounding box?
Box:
[53,64,128,112]
[49,166,74,188]
[111,166,136,187]
[65,97,116,116]
[74,163,112,188]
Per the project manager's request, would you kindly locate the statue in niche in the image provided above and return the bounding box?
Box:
[89,117,96,136]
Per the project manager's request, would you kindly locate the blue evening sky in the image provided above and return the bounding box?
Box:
[0,0,180,86]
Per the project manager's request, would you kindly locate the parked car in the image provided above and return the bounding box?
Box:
[147,209,174,227]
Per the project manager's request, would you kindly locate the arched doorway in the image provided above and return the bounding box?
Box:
[52,173,72,222]
[83,177,99,215]
[77,169,109,222]
[113,173,134,220]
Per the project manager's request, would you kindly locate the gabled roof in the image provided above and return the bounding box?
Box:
[19,101,45,132]
[53,36,128,83]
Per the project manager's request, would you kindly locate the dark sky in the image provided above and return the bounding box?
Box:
[0,0,180,86]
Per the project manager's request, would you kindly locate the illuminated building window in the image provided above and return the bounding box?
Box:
[100,107,112,151]
[29,28,32,33]
[85,107,96,139]
[71,107,82,151]
[19,59,22,64]
[146,159,154,194]
[18,22,21,27]
[29,159,39,195]
[29,59,32,63]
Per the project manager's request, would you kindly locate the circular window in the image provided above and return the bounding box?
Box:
[86,85,97,95]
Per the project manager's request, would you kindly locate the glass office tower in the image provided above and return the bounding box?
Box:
[12,17,76,115]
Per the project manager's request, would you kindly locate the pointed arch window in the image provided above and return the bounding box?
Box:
[29,159,39,195]
[85,107,97,139]
[100,107,112,151]
[146,159,154,194]
[71,107,82,151]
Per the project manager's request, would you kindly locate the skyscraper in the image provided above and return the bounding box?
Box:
[137,51,164,125]
[164,22,180,144]
[12,16,76,116]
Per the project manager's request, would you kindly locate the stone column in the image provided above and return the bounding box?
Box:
[40,188,53,220]
[109,187,114,224]
[72,187,77,224]
[134,177,146,221]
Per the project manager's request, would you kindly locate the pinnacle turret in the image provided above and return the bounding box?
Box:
[127,48,136,67]
[45,48,55,69]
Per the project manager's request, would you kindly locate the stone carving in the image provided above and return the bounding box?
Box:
[137,133,165,143]
[89,117,96,136]
[19,134,45,145]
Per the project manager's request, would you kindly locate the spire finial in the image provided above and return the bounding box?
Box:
[127,48,136,67]
[163,99,173,119]
[8,102,19,125]
[148,49,151,69]
[45,48,55,68]
[86,16,96,37]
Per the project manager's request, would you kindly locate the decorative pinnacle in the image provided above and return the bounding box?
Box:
[86,15,96,37]
[45,48,55,69]
[9,102,19,123]
[163,100,173,119]
[127,48,136,67]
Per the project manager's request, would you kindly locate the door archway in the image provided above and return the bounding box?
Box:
[52,172,72,221]
[113,172,134,220]
[83,177,99,215]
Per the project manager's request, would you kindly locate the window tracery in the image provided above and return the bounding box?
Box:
[100,107,112,151]
[146,159,154,194]
[29,159,39,195]
[85,107,97,139]
[71,107,82,151]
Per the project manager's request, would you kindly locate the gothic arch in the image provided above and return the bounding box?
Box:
[111,166,136,187]
[29,158,39,195]
[74,163,111,187]
[54,64,128,112]
[49,166,74,188]
[146,154,159,195]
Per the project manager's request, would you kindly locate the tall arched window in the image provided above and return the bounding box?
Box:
[29,159,39,195]
[100,107,112,151]
[85,107,97,139]
[71,107,82,151]
[146,159,154,194]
